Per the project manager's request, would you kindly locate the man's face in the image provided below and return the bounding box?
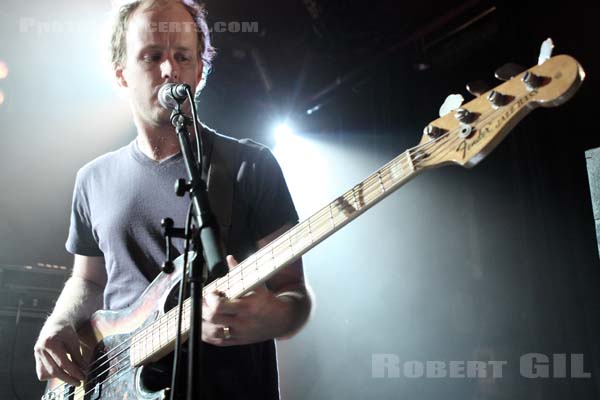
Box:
[116,1,203,127]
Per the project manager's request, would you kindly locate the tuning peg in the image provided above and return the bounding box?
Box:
[494,63,526,81]
[522,71,545,90]
[466,80,492,96]
[454,108,478,124]
[487,90,512,107]
[438,94,464,117]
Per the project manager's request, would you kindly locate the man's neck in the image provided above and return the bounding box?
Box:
[135,121,185,162]
[133,111,201,161]
[137,129,180,161]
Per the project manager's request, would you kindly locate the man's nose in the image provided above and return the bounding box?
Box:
[161,57,179,80]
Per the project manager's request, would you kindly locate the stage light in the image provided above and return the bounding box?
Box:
[306,104,321,115]
[0,90,5,106]
[0,61,7,80]
[274,122,295,143]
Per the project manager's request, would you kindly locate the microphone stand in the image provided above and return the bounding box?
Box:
[164,93,227,400]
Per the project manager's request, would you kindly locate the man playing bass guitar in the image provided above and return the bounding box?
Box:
[33,1,313,398]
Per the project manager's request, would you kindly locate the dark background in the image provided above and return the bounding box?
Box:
[0,0,598,399]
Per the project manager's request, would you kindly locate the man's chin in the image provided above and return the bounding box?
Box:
[151,102,194,126]
[156,107,174,125]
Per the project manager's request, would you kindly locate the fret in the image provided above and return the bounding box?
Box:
[256,254,271,280]
[228,278,244,297]
[240,265,254,286]
[251,265,262,284]
[130,343,138,365]
[390,155,406,182]
[247,262,261,286]
[215,275,230,298]
[227,261,231,294]
[153,327,158,352]
[287,231,295,257]
[239,262,246,292]
[376,170,386,193]
[335,197,351,225]
[293,224,311,252]
[159,324,165,347]
[328,204,336,229]
[149,328,154,352]
[270,246,277,273]
[270,242,287,269]
[405,151,415,173]
[253,254,260,285]
[282,247,293,266]
[142,343,148,360]
[361,180,376,205]
[383,165,393,184]
[182,304,189,331]
[351,187,360,211]
[253,253,261,281]
[311,209,330,239]
[254,251,271,277]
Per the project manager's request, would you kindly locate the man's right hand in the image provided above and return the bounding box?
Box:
[34,320,86,387]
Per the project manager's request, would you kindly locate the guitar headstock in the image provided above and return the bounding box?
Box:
[414,55,585,169]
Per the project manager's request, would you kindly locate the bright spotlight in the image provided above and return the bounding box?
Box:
[274,122,295,143]
[0,90,5,106]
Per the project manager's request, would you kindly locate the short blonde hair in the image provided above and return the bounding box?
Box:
[110,0,216,90]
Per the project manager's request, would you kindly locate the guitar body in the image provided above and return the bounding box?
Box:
[43,259,186,400]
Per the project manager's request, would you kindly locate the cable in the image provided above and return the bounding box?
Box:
[186,87,204,172]
[170,201,195,400]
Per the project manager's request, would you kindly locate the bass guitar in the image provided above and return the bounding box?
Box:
[42,53,585,399]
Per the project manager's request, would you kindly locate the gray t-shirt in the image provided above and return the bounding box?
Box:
[66,128,298,399]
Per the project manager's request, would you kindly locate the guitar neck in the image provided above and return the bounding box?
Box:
[130,147,423,366]
[213,148,420,298]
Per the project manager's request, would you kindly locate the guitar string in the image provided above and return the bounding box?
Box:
[48,122,462,399]
[62,353,131,400]
[49,127,461,400]
[49,93,523,398]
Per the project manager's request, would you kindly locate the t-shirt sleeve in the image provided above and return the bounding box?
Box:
[246,145,299,240]
[65,170,104,257]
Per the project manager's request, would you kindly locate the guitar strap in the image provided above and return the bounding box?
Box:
[201,125,236,253]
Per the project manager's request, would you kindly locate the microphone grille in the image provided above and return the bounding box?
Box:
[158,83,179,110]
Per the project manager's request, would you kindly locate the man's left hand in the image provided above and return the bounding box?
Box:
[202,255,298,346]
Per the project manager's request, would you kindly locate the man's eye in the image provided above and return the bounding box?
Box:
[143,54,162,62]
[176,54,192,63]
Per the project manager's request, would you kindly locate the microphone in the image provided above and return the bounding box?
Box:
[158,83,191,109]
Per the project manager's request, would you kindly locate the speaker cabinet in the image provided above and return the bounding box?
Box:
[585,147,600,259]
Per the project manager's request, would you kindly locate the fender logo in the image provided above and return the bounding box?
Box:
[456,90,538,159]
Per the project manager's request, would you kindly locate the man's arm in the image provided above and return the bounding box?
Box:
[203,223,313,346]
[34,255,106,386]
[259,224,313,339]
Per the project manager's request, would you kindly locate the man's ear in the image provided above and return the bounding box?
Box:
[115,63,128,88]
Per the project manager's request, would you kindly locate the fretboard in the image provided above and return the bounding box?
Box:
[131,148,422,366]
